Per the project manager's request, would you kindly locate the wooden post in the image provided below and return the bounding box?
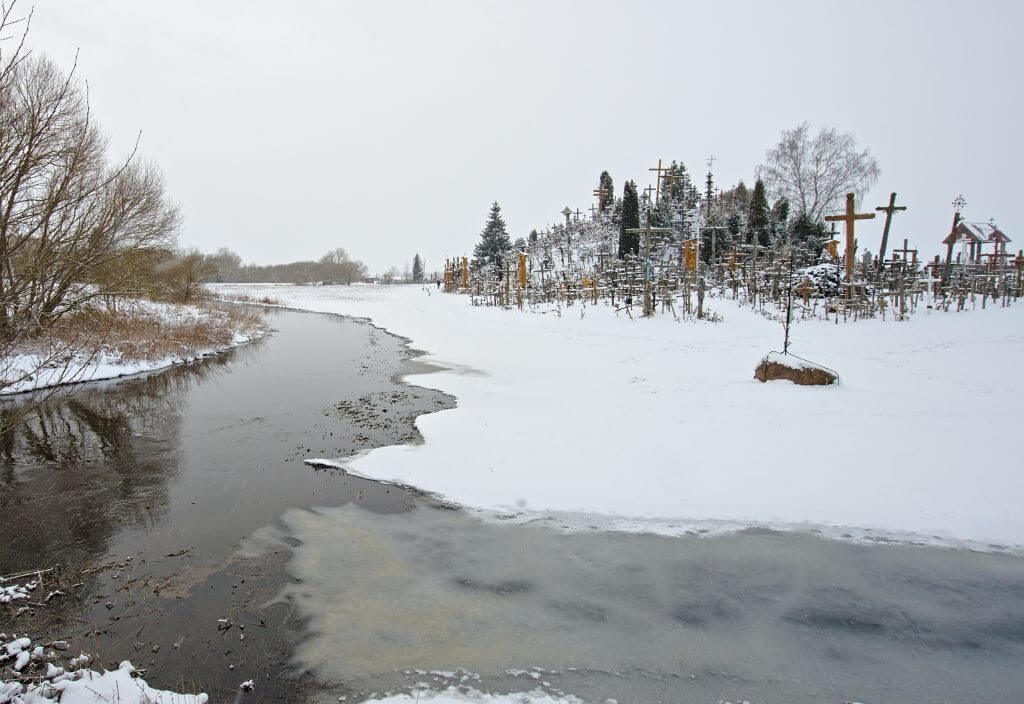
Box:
[825,193,876,301]
[643,226,653,316]
[461,257,469,289]
[1016,250,1023,298]
[875,192,906,266]
[697,275,705,319]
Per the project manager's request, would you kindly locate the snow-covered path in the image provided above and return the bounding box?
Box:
[216,283,1024,551]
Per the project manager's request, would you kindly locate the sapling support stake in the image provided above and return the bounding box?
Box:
[784,249,794,354]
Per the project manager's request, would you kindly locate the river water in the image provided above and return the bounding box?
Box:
[2,306,1023,703]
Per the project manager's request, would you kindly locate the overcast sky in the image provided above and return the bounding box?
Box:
[28,0,1022,273]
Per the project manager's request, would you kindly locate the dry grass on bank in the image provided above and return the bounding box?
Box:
[44,302,266,363]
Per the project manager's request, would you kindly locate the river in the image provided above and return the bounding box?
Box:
[2,306,1022,703]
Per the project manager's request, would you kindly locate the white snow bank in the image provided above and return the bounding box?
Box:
[1,633,207,704]
[1,299,266,395]
[53,662,208,704]
[214,283,1024,551]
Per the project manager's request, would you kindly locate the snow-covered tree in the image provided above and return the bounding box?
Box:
[473,202,513,267]
[758,122,880,221]
[618,181,639,257]
[746,179,771,247]
[598,171,614,212]
[412,253,424,283]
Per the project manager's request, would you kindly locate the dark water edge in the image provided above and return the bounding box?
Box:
[0,306,455,702]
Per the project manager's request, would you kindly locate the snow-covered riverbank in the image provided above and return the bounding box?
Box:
[214,283,1024,551]
[1,300,267,396]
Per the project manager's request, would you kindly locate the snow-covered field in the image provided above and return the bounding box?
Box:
[215,283,1024,551]
[1,300,265,396]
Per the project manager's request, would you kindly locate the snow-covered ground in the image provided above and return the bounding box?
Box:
[1,631,209,704]
[214,283,1024,551]
[1,299,265,396]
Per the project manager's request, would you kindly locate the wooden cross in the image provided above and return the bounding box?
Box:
[643,185,656,201]
[875,192,906,265]
[561,206,573,226]
[891,238,917,268]
[795,277,815,306]
[574,208,583,221]
[825,193,875,297]
[589,204,598,218]
[648,158,669,202]
[943,195,966,279]
[593,186,609,202]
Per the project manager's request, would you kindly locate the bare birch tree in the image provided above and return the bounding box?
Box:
[1,1,179,402]
[757,122,880,221]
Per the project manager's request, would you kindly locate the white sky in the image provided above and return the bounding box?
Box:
[27,0,1023,273]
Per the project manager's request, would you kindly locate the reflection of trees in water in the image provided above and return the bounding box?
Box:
[0,350,240,571]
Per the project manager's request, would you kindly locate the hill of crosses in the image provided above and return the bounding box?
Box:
[443,162,1021,335]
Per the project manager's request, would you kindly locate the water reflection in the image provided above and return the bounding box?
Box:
[0,350,245,571]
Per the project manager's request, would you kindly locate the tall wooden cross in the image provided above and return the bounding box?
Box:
[648,159,669,202]
[561,206,573,226]
[875,192,907,266]
[825,193,875,298]
[943,195,967,278]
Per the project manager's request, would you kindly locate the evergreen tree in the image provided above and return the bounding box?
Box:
[733,181,751,212]
[473,201,513,267]
[746,179,771,247]
[598,171,614,212]
[790,212,828,260]
[618,181,640,258]
[770,198,790,247]
[412,253,424,283]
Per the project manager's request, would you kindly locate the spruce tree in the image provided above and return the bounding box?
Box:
[747,179,771,247]
[412,253,424,283]
[790,213,828,260]
[770,198,790,247]
[618,181,640,258]
[473,201,513,267]
[598,171,614,212]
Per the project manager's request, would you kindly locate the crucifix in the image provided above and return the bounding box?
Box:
[561,206,573,227]
[625,224,674,316]
[795,277,815,306]
[574,208,583,222]
[643,185,656,201]
[891,239,917,269]
[589,204,598,218]
[875,192,906,266]
[825,193,875,300]
[648,158,669,203]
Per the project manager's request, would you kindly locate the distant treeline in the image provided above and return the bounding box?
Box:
[201,247,369,284]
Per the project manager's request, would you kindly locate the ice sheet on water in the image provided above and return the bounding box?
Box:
[362,687,585,704]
